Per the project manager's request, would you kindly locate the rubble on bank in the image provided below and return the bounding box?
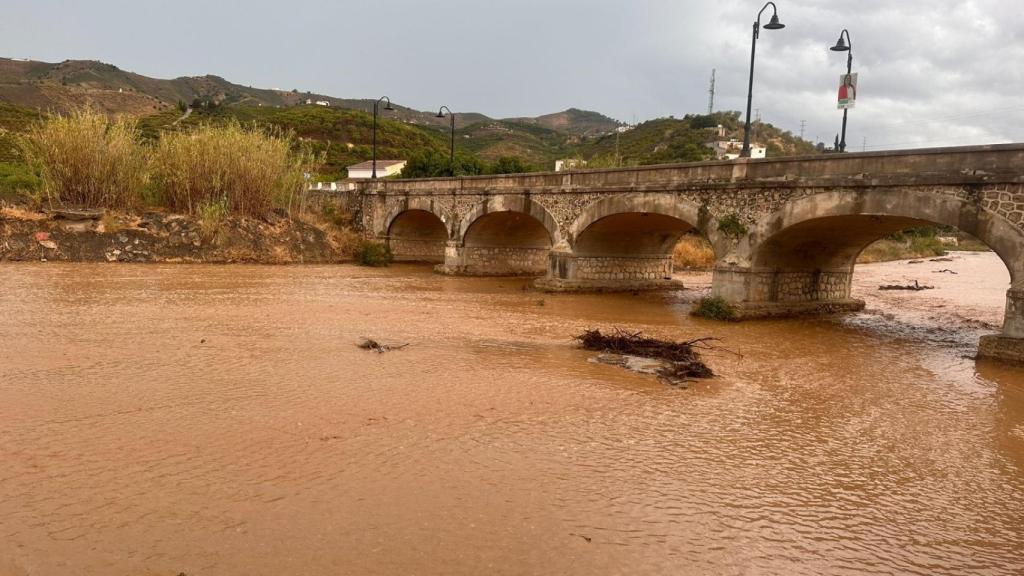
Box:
[0,205,349,264]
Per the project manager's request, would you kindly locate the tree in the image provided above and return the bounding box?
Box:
[487,156,532,175]
[400,150,487,178]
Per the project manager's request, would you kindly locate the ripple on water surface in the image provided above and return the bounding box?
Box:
[0,258,1023,575]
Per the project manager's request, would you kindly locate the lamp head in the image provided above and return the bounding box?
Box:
[384,104,395,111]
[830,34,850,51]
[763,13,784,30]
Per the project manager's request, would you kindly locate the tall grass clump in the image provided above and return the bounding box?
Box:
[673,235,715,270]
[20,107,148,210]
[150,121,313,218]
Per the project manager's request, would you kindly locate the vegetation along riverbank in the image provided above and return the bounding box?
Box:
[1,106,369,264]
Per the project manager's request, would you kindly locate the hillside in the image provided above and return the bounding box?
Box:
[0,57,821,186]
[170,105,451,181]
[0,58,618,137]
[577,112,818,168]
[504,108,623,138]
[455,120,576,167]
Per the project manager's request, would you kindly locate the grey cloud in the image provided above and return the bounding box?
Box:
[0,0,1019,150]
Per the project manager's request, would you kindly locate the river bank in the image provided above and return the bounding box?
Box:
[0,204,351,264]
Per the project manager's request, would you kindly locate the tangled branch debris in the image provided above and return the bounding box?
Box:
[878,280,934,291]
[357,337,409,353]
[575,328,716,381]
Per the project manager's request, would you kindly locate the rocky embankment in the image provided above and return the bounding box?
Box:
[0,206,347,264]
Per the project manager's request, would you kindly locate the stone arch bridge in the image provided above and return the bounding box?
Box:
[347,144,1024,363]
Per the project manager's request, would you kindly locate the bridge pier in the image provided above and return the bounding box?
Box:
[712,267,866,318]
[435,241,548,276]
[535,250,682,292]
[979,285,1024,364]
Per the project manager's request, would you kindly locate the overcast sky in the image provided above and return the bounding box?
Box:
[2,0,1021,150]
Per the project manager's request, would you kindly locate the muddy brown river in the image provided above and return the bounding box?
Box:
[2,252,1023,575]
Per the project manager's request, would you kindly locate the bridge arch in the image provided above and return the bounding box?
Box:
[451,195,559,276]
[749,189,1024,281]
[721,188,1024,340]
[539,193,711,290]
[382,200,451,263]
[457,195,560,247]
[568,193,706,248]
[381,199,451,239]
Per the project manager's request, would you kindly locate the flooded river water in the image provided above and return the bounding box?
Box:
[2,252,1023,575]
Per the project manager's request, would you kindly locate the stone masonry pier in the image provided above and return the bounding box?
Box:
[349,144,1024,364]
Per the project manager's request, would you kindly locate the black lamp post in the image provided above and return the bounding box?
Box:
[436,106,455,176]
[830,29,853,153]
[372,96,394,179]
[741,1,785,158]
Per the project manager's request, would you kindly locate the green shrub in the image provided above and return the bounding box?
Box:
[909,235,947,257]
[0,162,41,203]
[717,213,748,239]
[197,198,229,241]
[356,241,393,267]
[692,296,738,321]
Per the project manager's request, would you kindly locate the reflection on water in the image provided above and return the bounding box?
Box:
[1,254,1023,575]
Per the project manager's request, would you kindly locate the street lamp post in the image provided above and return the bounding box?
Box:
[741,1,785,158]
[830,29,853,153]
[372,96,395,179]
[436,106,455,176]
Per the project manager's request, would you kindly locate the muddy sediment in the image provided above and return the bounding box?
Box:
[0,206,347,264]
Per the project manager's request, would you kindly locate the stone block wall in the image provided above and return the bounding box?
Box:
[388,238,445,263]
[572,256,673,282]
[746,270,853,303]
[459,247,548,276]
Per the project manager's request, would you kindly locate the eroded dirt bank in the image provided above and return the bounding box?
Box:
[0,206,348,264]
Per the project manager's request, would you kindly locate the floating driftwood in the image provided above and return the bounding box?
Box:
[930,257,954,262]
[357,337,409,353]
[879,280,934,291]
[934,269,958,275]
[575,328,716,382]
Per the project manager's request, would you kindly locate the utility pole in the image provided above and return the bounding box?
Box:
[862,136,867,152]
[799,120,806,140]
[707,69,716,115]
[615,130,621,167]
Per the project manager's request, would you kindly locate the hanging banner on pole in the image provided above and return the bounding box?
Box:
[838,73,858,109]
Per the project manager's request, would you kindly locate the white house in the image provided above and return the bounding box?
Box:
[707,139,766,160]
[555,158,587,172]
[346,160,407,179]
[315,100,330,107]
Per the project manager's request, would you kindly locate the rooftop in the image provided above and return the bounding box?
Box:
[347,160,406,170]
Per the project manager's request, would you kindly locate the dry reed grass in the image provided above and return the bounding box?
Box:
[150,121,315,218]
[673,235,715,270]
[20,107,147,210]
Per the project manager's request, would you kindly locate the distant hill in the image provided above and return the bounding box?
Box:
[504,108,624,138]
[0,58,820,181]
[167,105,451,181]
[0,57,620,137]
[456,120,577,167]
